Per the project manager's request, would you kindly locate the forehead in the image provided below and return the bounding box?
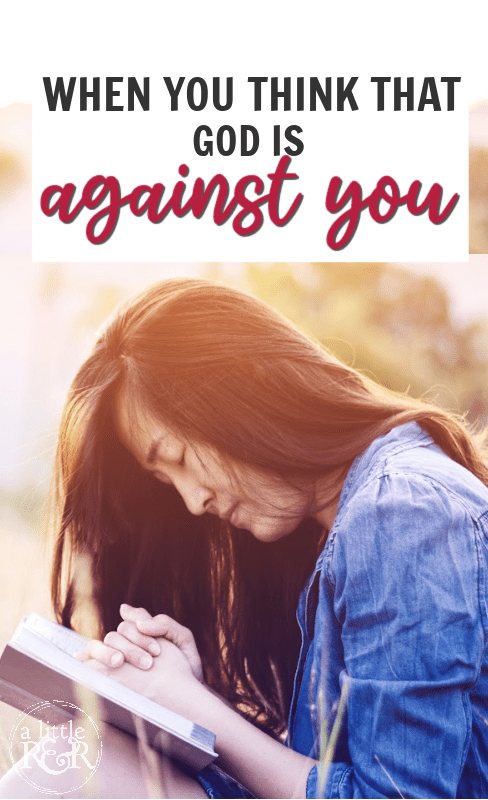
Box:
[114,392,181,467]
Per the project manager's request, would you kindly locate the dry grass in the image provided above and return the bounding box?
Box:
[0,514,170,796]
[0,508,50,775]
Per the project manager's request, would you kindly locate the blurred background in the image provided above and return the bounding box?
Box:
[0,102,487,768]
[470,103,488,252]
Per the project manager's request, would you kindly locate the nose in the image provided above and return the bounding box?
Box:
[173,476,214,517]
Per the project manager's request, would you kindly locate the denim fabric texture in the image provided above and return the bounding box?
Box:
[197,423,488,798]
[196,763,254,798]
[290,422,488,798]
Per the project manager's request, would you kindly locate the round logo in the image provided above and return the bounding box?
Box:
[9,700,102,795]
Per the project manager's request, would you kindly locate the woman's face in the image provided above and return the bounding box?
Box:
[116,398,313,542]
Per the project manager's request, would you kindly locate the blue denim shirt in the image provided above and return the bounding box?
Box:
[289,422,488,799]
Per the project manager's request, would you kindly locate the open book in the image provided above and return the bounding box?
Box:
[0,613,217,771]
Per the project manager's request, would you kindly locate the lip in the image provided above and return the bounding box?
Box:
[230,505,239,526]
[220,502,239,525]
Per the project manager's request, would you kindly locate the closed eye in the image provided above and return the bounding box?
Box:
[149,449,185,485]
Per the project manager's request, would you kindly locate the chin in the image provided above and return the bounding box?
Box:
[247,518,302,542]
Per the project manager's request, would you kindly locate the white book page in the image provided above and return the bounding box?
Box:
[22,613,89,656]
[10,614,211,749]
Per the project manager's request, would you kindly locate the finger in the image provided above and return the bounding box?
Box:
[136,615,203,681]
[116,619,161,657]
[119,606,159,654]
[103,630,154,669]
[135,614,173,638]
[84,638,135,670]
[119,604,154,624]
[73,651,89,662]
[81,658,111,676]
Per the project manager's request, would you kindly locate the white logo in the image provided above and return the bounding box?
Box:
[9,700,102,795]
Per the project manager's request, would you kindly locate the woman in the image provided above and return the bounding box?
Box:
[2,277,488,798]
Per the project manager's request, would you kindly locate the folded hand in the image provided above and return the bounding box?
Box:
[74,604,204,709]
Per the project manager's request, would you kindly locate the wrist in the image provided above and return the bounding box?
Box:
[151,672,214,721]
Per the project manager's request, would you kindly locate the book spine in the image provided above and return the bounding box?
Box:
[191,722,217,751]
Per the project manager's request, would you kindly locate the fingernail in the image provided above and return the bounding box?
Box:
[73,651,86,661]
[148,642,160,656]
[120,603,131,613]
[111,652,124,667]
[139,654,152,669]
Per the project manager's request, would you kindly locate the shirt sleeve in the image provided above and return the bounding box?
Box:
[308,471,485,799]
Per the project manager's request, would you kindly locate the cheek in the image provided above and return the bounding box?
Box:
[274,487,309,514]
[254,492,308,521]
[227,467,309,518]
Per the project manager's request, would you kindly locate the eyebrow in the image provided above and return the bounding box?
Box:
[146,437,163,466]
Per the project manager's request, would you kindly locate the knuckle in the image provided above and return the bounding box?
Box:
[117,620,131,636]
[128,646,144,662]
[180,628,193,645]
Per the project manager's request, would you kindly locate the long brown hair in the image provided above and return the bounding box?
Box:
[52,278,488,735]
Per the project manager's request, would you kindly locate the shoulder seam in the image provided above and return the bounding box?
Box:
[375,468,484,523]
